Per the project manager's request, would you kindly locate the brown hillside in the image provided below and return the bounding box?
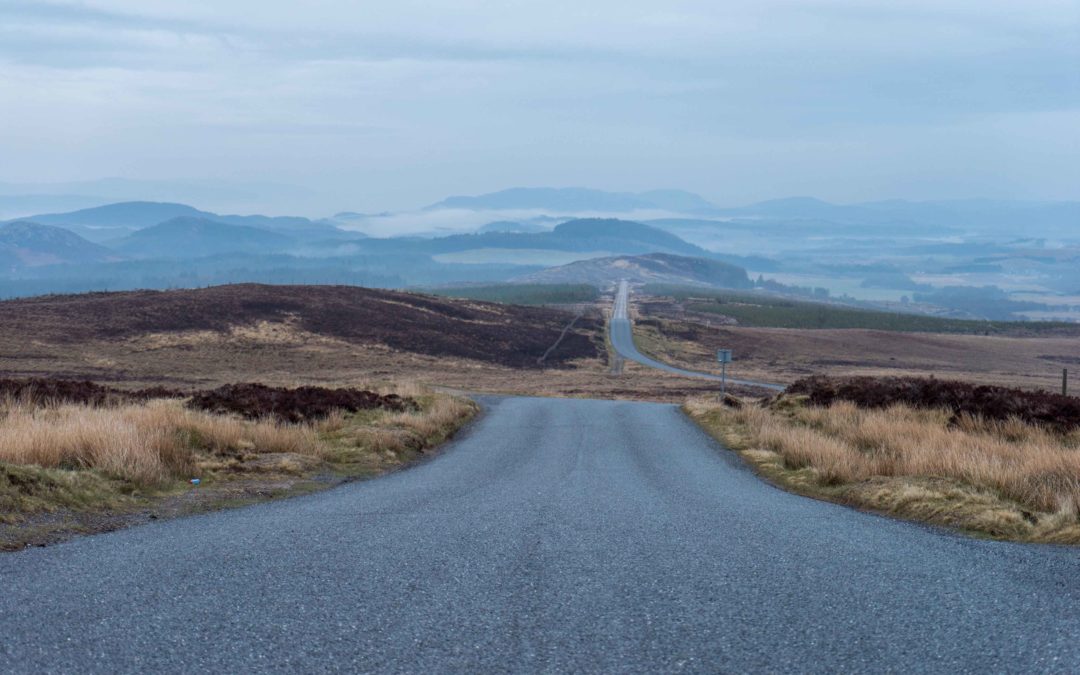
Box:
[0,284,600,368]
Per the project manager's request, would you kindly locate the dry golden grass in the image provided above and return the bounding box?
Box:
[382,394,476,441]
[685,396,1080,543]
[0,387,474,489]
[0,399,319,485]
[0,386,477,546]
[332,394,477,463]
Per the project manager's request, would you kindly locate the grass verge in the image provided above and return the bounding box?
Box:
[684,395,1080,544]
[631,320,699,368]
[0,384,477,550]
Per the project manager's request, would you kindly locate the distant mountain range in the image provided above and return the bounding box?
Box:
[0,202,357,276]
[3,192,1079,322]
[11,192,1080,244]
[1,202,706,274]
[13,201,345,243]
[427,188,718,213]
[0,203,717,297]
[515,253,752,289]
[425,189,1080,236]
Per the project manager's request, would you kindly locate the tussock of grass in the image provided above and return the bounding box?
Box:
[326,394,477,468]
[0,463,134,523]
[685,396,1080,543]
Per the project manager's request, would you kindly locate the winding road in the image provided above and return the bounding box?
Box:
[609,280,784,391]
[3,396,1080,672]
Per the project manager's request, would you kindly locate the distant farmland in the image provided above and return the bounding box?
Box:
[643,284,1080,335]
[427,283,600,306]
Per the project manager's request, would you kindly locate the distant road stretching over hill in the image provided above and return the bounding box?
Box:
[609,280,784,391]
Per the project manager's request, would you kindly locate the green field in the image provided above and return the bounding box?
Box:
[642,284,1079,335]
[427,283,600,306]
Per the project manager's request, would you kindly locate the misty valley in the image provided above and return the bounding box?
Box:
[1,187,1078,323]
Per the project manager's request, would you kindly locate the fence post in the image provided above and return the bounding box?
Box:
[1064,368,1069,397]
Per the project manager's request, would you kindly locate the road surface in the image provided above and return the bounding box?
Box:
[2,396,1079,672]
[609,280,784,391]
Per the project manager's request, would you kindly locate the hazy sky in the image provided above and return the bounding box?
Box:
[2,0,1078,213]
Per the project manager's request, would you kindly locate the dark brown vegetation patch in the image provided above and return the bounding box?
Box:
[186,383,417,423]
[788,375,1080,432]
[0,377,183,406]
[0,377,416,424]
[0,284,601,368]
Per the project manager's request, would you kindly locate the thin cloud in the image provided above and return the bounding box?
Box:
[0,0,1076,210]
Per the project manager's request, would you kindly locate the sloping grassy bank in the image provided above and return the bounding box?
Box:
[686,390,1080,544]
[0,382,476,550]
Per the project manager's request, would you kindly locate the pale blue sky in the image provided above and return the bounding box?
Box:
[1,0,1078,212]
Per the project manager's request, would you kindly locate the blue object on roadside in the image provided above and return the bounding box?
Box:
[190,478,201,486]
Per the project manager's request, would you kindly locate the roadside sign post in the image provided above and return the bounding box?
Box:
[717,349,733,397]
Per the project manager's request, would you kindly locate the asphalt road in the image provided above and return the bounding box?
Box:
[609,280,784,391]
[3,396,1080,673]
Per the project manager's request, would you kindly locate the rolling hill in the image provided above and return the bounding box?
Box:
[13,201,347,242]
[24,201,206,230]
[516,253,752,289]
[112,217,295,258]
[0,284,602,369]
[0,221,115,268]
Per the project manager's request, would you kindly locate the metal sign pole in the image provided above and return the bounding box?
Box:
[716,349,732,399]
